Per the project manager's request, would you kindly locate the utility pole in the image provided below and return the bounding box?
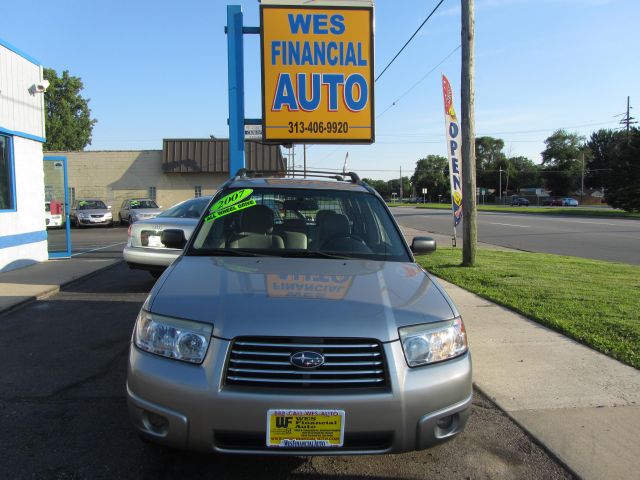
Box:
[399,166,403,201]
[617,96,637,144]
[303,144,307,178]
[581,152,585,205]
[498,168,502,204]
[461,0,477,266]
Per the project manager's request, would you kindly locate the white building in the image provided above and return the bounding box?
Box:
[0,39,48,271]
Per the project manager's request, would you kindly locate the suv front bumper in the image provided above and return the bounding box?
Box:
[127,338,472,455]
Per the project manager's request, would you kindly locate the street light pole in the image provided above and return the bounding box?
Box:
[499,168,502,204]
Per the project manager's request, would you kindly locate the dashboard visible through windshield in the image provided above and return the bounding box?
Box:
[189,188,410,261]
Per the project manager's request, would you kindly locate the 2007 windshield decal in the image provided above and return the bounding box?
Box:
[204,189,256,223]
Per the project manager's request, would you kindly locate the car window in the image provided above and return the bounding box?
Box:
[77,200,106,210]
[158,197,209,219]
[189,188,410,262]
[131,200,158,209]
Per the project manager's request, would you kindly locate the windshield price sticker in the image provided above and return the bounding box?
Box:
[205,189,256,223]
[260,4,374,143]
[267,409,345,448]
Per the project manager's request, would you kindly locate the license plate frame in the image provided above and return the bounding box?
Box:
[266,409,345,448]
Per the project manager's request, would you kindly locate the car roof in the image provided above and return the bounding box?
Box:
[225,176,371,193]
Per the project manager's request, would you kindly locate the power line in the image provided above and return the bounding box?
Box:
[376,45,460,119]
[375,0,448,82]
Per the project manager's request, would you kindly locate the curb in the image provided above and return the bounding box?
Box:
[0,259,124,319]
[473,383,580,480]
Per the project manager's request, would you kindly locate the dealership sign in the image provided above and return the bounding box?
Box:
[260,0,374,143]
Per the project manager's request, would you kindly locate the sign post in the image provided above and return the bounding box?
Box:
[422,187,427,204]
[227,5,246,178]
[260,1,375,144]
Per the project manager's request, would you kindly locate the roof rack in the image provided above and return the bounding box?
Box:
[231,169,362,184]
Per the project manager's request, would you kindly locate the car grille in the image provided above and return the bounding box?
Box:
[91,215,103,218]
[213,430,393,452]
[224,337,388,389]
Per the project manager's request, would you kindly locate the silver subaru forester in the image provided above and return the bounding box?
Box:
[127,171,472,455]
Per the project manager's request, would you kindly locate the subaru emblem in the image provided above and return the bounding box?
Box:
[290,351,324,369]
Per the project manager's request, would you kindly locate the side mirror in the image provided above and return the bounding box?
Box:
[161,229,186,249]
[411,236,437,255]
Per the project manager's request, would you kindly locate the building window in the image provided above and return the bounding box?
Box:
[68,187,75,204]
[149,187,156,201]
[0,134,16,211]
[194,186,202,198]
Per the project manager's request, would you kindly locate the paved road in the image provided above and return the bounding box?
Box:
[391,207,640,265]
[0,263,571,479]
[47,225,128,256]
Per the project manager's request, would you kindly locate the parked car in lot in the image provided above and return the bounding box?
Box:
[44,201,64,228]
[119,199,163,225]
[70,199,113,227]
[510,197,529,206]
[542,197,563,206]
[562,197,579,207]
[124,196,212,278]
[126,171,472,455]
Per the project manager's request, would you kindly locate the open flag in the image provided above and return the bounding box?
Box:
[441,74,463,227]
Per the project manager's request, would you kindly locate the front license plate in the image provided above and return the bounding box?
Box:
[267,409,345,448]
[147,235,162,247]
[90,218,102,223]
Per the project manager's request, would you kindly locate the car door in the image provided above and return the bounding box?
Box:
[120,200,130,221]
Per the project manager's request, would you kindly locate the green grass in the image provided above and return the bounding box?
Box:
[388,203,640,219]
[416,248,640,369]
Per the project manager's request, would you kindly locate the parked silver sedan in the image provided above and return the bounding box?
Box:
[70,199,114,228]
[118,199,163,225]
[123,196,212,278]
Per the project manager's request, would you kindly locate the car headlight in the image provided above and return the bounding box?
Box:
[399,317,468,367]
[105,212,112,218]
[134,310,212,364]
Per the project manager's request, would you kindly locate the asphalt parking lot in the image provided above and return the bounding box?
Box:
[47,224,128,256]
[0,254,572,479]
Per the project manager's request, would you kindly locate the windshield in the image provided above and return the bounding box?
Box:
[131,200,158,209]
[158,197,210,219]
[78,200,106,210]
[188,188,410,261]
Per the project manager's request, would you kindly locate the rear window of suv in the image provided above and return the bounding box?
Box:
[189,188,410,262]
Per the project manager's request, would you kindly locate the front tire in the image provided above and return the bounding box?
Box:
[119,214,125,226]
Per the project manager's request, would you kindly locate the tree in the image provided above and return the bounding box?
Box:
[540,129,584,195]
[586,128,640,212]
[43,68,97,151]
[475,136,507,193]
[362,178,390,198]
[585,129,623,190]
[606,129,640,212]
[411,155,449,201]
[507,156,539,192]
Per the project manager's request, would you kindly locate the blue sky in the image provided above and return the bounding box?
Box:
[2,0,638,180]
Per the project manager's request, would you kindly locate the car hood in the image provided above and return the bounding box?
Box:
[149,256,457,342]
[78,208,111,215]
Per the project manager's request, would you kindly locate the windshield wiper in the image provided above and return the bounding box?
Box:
[188,249,262,257]
[282,251,354,260]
